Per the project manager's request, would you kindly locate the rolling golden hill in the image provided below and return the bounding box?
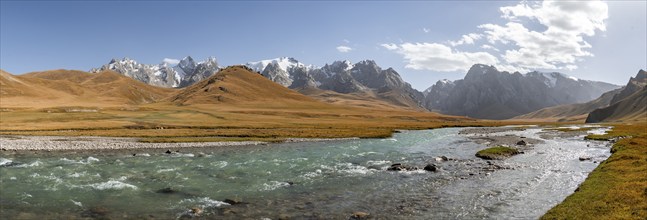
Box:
[168,66,317,105]
[1,69,174,108]
[1,66,482,138]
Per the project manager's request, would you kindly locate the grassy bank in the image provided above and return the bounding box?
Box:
[542,122,647,219]
[475,146,521,160]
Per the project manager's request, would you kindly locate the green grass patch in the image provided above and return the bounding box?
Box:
[475,146,520,160]
[542,123,647,219]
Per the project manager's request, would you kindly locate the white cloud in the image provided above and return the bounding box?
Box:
[500,1,607,36]
[336,45,353,53]
[343,39,350,43]
[162,58,180,65]
[380,43,399,50]
[480,44,499,51]
[383,0,608,73]
[385,43,499,72]
[449,33,482,46]
[423,28,430,33]
[479,0,607,70]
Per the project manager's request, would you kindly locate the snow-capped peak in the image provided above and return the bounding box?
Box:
[91,56,220,88]
[179,56,196,68]
[245,57,314,72]
[439,79,452,84]
[330,60,354,71]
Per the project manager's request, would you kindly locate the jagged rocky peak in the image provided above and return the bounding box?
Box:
[245,57,310,73]
[178,56,197,72]
[634,69,647,81]
[465,64,498,79]
[355,60,381,71]
[329,60,354,71]
[91,56,220,88]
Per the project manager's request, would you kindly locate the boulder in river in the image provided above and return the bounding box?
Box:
[156,187,176,194]
[82,206,109,218]
[224,198,246,205]
[579,157,592,161]
[516,140,527,146]
[435,156,449,162]
[424,164,438,172]
[189,207,203,216]
[349,211,370,220]
[387,163,419,171]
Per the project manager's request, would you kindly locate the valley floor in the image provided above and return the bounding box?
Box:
[1,103,645,219]
[0,103,514,144]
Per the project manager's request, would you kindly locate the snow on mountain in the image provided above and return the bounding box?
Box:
[245,57,315,73]
[90,56,220,88]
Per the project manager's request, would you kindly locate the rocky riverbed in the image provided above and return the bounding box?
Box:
[0,135,358,151]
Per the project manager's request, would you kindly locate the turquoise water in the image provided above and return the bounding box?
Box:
[0,128,611,219]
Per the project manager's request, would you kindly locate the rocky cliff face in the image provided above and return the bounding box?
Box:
[423,64,620,119]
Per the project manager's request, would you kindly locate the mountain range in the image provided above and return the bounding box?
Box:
[90,56,219,88]
[516,70,646,123]
[422,64,620,119]
[93,57,424,110]
[89,57,628,120]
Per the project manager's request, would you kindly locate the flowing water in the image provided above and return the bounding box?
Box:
[0,127,612,219]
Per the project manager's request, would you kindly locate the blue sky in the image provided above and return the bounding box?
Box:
[1,1,645,90]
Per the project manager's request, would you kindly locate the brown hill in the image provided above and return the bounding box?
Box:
[1,69,174,108]
[585,70,647,123]
[169,66,319,105]
[297,86,424,111]
[586,87,647,123]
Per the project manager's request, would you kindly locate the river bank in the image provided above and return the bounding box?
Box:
[541,122,647,219]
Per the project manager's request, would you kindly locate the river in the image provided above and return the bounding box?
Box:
[0,126,612,219]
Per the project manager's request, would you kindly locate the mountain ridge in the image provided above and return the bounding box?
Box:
[585,70,647,123]
[422,64,620,119]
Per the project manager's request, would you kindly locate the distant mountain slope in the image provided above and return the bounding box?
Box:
[586,87,647,123]
[586,70,647,123]
[1,69,173,107]
[514,88,622,122]
[246,58,424,110]
[168,66,317,105]
[422,64,620,119]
